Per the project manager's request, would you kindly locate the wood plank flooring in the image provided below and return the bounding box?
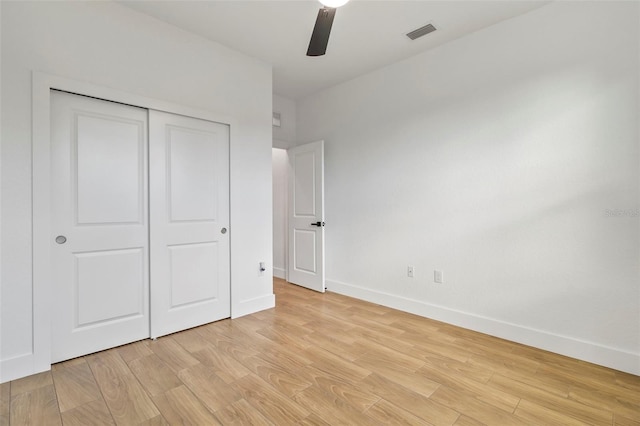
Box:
[4,278,639,425]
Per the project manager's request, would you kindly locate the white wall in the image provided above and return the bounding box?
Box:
[297,1,639,374]
[272,149,288,279]
[273,94,297,149]
[1,1,273,382]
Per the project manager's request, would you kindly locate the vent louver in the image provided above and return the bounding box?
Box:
[406,23,437,40]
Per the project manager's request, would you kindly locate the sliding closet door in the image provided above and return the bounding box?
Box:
[50,91,150,363]
[149,111,230,338]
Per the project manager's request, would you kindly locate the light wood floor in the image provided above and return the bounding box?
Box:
[2,278,639,425]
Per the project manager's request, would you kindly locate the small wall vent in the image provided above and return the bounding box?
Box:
[406,23,437,40]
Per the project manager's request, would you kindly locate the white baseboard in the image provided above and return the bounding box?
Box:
[326,279,640,376]
[273,267,286,280]
[232,293,275,319]
[0,353,49,383]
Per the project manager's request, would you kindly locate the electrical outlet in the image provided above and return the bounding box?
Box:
[407,265,414,278]
[434,270,443,283]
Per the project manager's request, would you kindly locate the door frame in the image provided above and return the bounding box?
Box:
[32,72,235,374]
[272,147,290,282]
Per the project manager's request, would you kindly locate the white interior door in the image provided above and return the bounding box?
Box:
[51,91,150,363]
[149,110,230,338]
[287,141,325,292]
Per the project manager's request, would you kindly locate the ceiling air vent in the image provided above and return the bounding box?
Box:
[406,23,437,40]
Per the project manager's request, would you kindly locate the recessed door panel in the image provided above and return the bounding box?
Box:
[51,91,149,363]
[169,243,218,308]
[75,114,144,225]
[168,127,219,222]
[293,151,316,217]
[75,248,144,326]
[293,230,316,273]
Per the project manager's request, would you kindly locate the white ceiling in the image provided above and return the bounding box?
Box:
[119,0,549,100]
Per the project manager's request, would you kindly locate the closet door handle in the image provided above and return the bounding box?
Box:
[310,222,325,227]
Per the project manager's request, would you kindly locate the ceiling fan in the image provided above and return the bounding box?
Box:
[307,0,350,57]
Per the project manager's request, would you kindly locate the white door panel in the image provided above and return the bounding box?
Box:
[50,91,231,362]
[287,141,325,292]
[150,110,230,338]
[51,91,149,363]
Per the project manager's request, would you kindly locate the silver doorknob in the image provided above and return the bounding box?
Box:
[221,228,227,234]
[55,235,67,244]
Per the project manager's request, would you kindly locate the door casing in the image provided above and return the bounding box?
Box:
[32,72,236,375]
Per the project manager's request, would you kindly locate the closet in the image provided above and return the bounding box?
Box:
[50,91,230,362]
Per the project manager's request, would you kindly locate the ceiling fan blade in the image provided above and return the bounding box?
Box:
[307,7,336,57]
